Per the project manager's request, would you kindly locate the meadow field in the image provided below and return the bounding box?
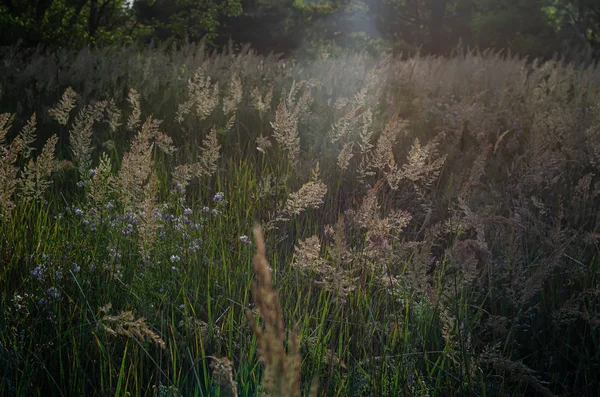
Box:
[1,44,599,396]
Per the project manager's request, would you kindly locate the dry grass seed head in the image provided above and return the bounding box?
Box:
[223,74,243,117]
[138,170,161,258]
[251,85,273,118]
[118,116,173,208]
[283,180,328,217]
[337,142,354,171]
[211,357,238,397]
[88,153,117,218]
[195,126,221,178]
[176,64,219,123]
[246,226,307,397]
[48,87,77,126]
[0,125,22,215]
[370,112,407,172]
[69,104,102,178]
[19,113,37,160]
[18,134,58,203]
[255,134,272,154]
[270,83,312,164]
[99,303,166,349]
[126,88,142,131]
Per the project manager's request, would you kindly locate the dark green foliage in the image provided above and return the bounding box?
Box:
[133,0,243,46]
[1,0,599,60]
[0,0,135,47]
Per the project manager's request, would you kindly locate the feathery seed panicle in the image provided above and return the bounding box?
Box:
[98,303,166,349]
[337,142,354,171]
[69,103,104,179]
[330,106,360,144]
[19,113,37,161]
[48,87,77,125]
[18,135,58,203]
[255,134,272,154]
[223,74,243,117]
[87,153,117,220]
[270,82,312,164]
[176,64,219,123]
[330,84,374,145]
[104,99,122,133]
[370,112,407,172]
[138,170,161,259]
[283,180,328,217]
[292,235,357,300]
[211,357,238,397]
[393,135,447,197]
[0,117,22,215]
[251,85,274,119]
[172,163,193,195]
[0,113,14,140]
[357,109,374,153]
[246,226,317,397]
[292,235,326,273]
[356,110,376,183]
[126,88,142,132]
[118,116,173,208]
[196,126,221,178]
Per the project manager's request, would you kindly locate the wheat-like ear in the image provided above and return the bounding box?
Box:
[246,225,315,397]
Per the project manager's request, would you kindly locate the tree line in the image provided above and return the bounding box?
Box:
[1,0,599,59]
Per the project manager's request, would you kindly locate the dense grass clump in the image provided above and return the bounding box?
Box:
[1,45,599,396]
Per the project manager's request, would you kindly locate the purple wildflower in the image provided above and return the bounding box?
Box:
[31,264,46,280]
[213,192,224,202]
[47,287,60,299]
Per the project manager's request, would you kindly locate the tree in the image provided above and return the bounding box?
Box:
[0,0,134,47]
[132,0,243,47]
[471,0,559,58]
[546,0,600,58]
